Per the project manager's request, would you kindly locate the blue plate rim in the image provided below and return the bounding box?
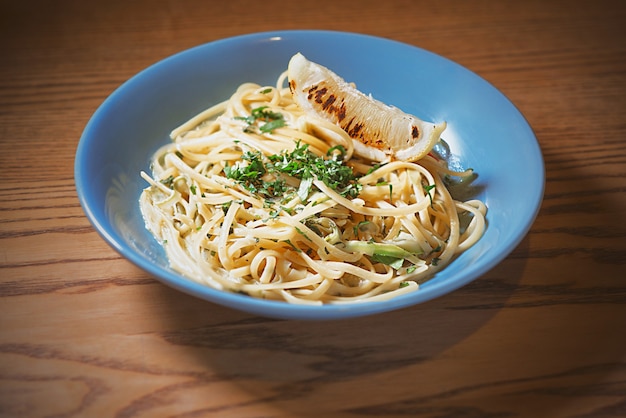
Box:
[75,29,545,320]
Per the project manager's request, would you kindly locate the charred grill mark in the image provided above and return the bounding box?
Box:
[347,122,364,139]
[411,125,419,139]
[342,116,355,133]
[322,95,336,111]
[307,85,319,101]
[308,84,349,124]
[313,86,327,104]
[337,102,346,122]
[301,83,386,151]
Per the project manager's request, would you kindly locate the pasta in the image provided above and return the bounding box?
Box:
[139,70,487,305]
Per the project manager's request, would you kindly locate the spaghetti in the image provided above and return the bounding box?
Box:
[139,70,487,305]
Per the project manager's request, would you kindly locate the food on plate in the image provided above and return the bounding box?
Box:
[139,53,486,305]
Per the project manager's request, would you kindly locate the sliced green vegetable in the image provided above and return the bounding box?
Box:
[372,253,404,269]
[342,240,423,268]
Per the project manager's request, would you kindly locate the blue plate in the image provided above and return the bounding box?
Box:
[75,30,544,320]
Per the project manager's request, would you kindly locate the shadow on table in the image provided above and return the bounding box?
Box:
[143,238,530,416]
[144,138,626,416]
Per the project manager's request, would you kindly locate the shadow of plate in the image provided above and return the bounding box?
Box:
[145,239,530,416]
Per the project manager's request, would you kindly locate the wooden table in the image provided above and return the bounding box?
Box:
[2,0,625,416]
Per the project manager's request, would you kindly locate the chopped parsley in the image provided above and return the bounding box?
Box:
[224,150,277,196]
[295,227,311,241]
[366,163,384,176]
[424,183,436,206]
[235,106,286,133]
[269,142,362,200]
[282,239,302,252]
[353,220,371,237]
[160,175,175,189]
[224,141,362,201]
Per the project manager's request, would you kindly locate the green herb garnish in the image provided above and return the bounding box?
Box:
[424,184,436,207]
[269,142,362,200]
[160,175,175,189]
[235,106,286,133]
[223,141,362,202]
[353,220,371,237]
[282,239,302,253]
[366,163,384,176]
[295,227,311,241]
[223,150,267,195]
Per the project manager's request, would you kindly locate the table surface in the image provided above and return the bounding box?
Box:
[1,0,625,417]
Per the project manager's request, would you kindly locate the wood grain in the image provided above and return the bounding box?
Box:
[1,0,625,416]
